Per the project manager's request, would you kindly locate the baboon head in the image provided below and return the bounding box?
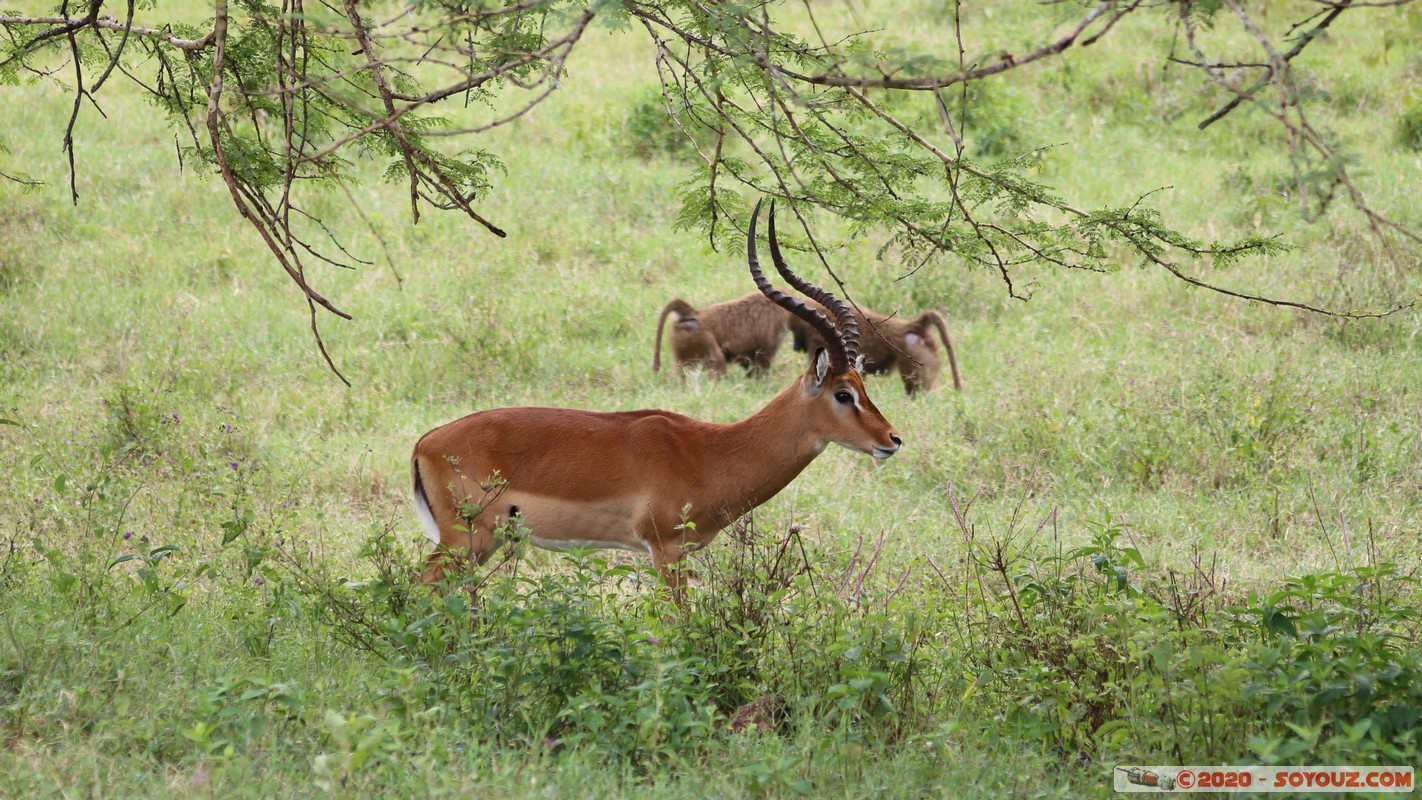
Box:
[789,306,962,395]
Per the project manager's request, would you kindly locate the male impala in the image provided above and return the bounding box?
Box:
[411,200,901,589]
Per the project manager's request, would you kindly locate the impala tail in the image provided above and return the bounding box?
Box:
[412,456,440,546]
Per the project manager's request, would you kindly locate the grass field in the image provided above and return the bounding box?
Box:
[2,1,1422,796]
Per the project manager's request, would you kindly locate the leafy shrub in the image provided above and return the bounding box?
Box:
[6,414,1420,791]
[939,496,1422,767]
[954,82,1036,159]
[305,532,718,764]
[624,88,713,158]
[1400,99,1422,152]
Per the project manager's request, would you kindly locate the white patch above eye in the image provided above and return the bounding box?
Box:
[835,386,863,412]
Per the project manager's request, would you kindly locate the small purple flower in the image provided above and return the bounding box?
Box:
[253,576,265,586]
[123,531,133,540]
[229,462,239,470]
[646,636,661,644]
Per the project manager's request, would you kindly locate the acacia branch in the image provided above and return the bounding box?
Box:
[1195,0,1351,130]
[0,14,215,54]
[778,1,1114,90]
[343,0,421,223]
[204,0,352,384]
[7,0,1420,383]
[844,85,1408,318]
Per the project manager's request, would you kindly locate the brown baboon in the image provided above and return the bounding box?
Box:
[790,302,963,394]
[652,291,789,377]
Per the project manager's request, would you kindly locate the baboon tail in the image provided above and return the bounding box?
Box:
[921,310,963,391]
[653,299,680,372]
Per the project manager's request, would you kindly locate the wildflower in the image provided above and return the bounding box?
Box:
[123,531,133,540]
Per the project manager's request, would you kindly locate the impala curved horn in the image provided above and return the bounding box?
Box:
[766,200,860,367]
[747,198,853,373]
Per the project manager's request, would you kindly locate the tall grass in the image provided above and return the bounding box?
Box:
[1,1,1421,796]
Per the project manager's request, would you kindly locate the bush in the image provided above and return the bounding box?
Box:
[624,88,714,158]
[1399,99,1422,152]
[938,497,1422,767]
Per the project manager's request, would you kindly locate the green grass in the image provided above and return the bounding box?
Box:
[3,1,1422,796]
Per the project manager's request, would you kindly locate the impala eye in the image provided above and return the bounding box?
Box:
[834,390,854,405]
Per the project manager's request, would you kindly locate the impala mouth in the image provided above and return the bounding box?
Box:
[871,434,903,460]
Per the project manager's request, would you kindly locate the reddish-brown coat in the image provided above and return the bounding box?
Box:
[412,359,899,591]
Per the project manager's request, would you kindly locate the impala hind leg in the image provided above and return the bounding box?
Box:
[421,521,500,584]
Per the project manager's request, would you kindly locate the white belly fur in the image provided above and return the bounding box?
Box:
[525,534,652,555]
[428,486,651,554]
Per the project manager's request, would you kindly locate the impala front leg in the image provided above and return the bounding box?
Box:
[650,540,699,604]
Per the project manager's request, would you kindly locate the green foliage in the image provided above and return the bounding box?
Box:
[8,0,1386,324]
[1400,98,1422,152]
[1239,565,1422,764]
[1,1,1421,796]
[946,506,1422,766]
[957,82,1037,159]
[624,87,711,158]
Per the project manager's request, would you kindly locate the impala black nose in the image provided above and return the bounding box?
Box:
[890,434,903,447]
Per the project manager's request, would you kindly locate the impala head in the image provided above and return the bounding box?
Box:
[747,199,902,459]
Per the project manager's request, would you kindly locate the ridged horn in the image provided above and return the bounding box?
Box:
[766,200,860,367]
[747,198,852,373]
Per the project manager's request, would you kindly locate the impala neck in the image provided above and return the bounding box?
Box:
[709,375,826,515]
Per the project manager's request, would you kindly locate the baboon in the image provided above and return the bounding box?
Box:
[652,291,789,377]
[790,302,963,394]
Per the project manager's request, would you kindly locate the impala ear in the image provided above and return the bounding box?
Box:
[855,353,866,373]
[813,348,830,386]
